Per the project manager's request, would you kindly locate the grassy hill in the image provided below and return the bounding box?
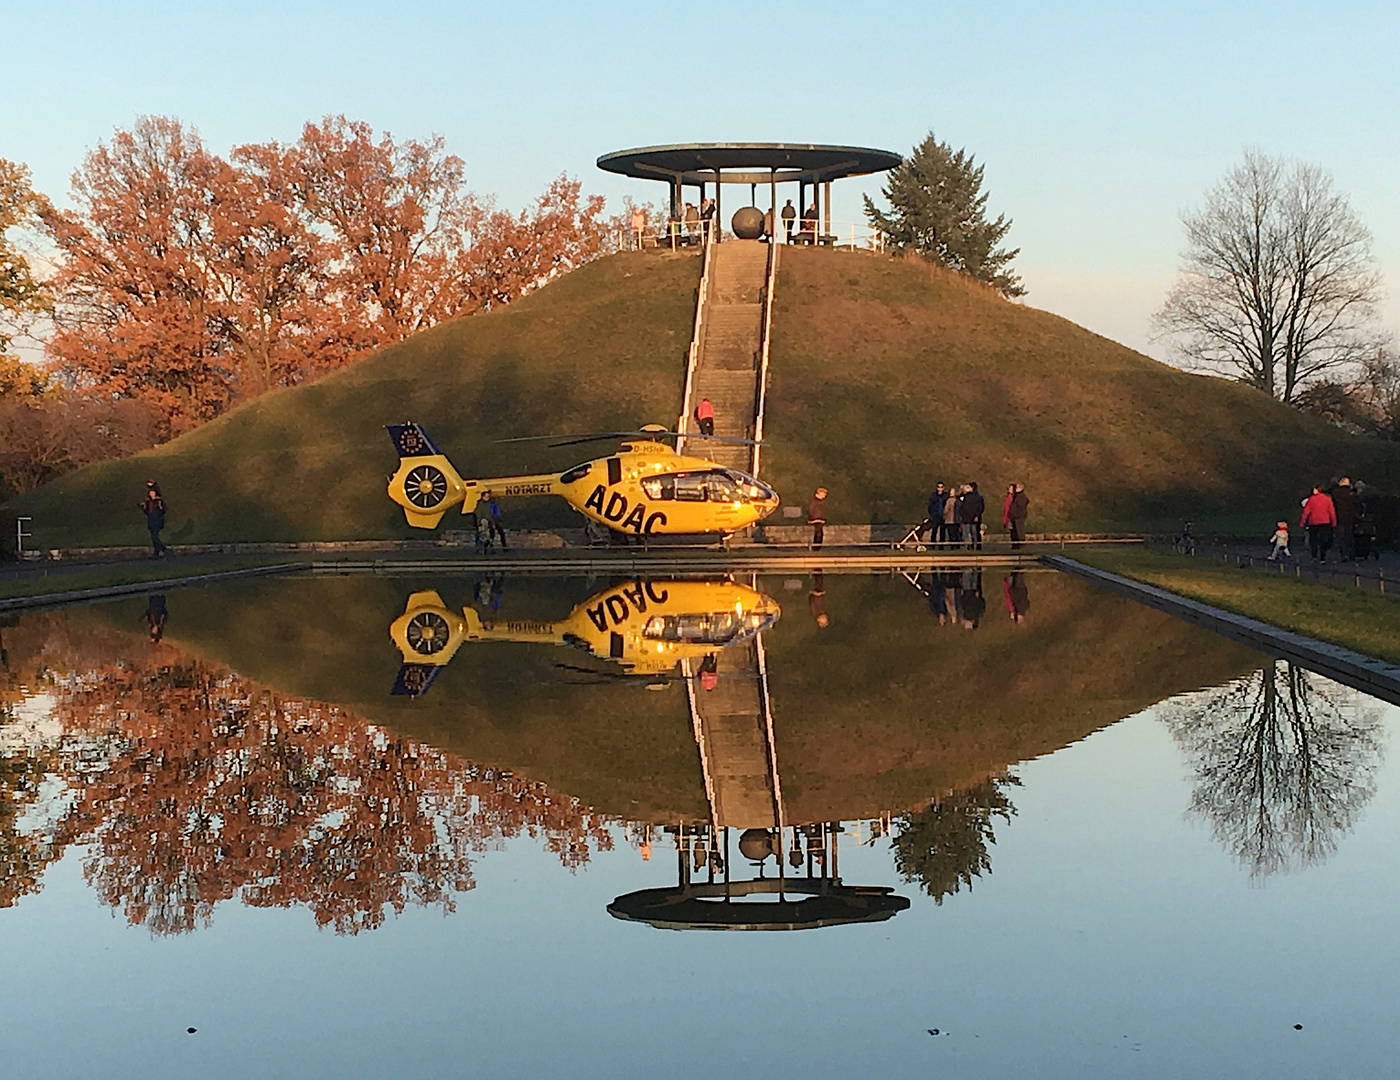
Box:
[7,252,702,548]
[7,245,1400,544]
[766,249,1400,532]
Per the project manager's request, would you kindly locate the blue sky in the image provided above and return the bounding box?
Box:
[4,0,1397,355]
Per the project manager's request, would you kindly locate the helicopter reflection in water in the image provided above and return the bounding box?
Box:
[388,579,781,696]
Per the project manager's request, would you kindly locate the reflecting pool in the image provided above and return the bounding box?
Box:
[1,568,1396,1078]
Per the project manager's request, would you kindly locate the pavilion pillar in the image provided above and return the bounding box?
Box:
[714,169,722,243]
[823,181,831,238]
[770,168,777,243]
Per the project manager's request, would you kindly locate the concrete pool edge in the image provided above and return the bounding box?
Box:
[1047,554,1400,706]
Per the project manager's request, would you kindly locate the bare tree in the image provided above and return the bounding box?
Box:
[1161,661,1383,879]
[1154,152,1383,403]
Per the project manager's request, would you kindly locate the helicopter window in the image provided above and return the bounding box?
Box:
[643,612,744,644]
[607,457,622,485]
[559,462,592,484]
[641,475,677,500]
[707,475,739,503]
[725,470,775,503]
[673,474,709,502]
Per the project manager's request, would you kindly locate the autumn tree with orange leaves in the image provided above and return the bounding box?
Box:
[0,629,615,933]
[41,116,610,433]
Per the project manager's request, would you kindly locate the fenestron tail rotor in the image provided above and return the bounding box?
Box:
[385,422,469,528]
[404,464,450,510]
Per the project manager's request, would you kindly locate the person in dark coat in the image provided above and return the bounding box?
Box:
[143,593,168,642]
[1331,477,1359,560]
[1003,573,1030,622]
[959,570,985,629]
[808,570,829,627]
[921,483,948,543]
[807,488,827,549]
[1008,484,1029,547]
[962,482,986,550]
[141,480,169,557]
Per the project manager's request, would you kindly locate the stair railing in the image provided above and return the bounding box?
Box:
[678,220,715,456]
[750,241,779,478]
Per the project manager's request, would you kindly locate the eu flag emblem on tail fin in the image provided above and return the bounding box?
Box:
[386,423,441,459]
[391,663,443,697]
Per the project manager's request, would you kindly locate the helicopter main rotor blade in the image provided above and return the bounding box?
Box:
[496,430,767,449]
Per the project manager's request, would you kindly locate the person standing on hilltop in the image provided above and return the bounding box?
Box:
[683,201,700,240]
[1002,484,1015,532]
[1300,485,1336,562]
[695,397,715,437]
[629,206,646,250]
[962,482,986,550]
[781,199,796,243]
[1331,476,1359,560]
[807,487,828,549]
[1009,484,1029,547]
[141,480,169,558]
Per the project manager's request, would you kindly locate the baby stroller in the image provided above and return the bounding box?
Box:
[894,517,934,551]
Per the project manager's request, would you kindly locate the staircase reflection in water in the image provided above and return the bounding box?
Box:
[0,566,1387,938]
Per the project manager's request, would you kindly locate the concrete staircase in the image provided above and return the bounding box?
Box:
[690,640,778,829]
[690,240,770,473]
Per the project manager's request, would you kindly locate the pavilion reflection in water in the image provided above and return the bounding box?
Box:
[2,567,1384,935]
[388,573,913,929]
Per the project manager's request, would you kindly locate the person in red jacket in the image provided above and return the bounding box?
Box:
[695,397,715,437]
[1299,485,1337,562]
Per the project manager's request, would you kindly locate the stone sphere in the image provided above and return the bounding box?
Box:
[738,828,775,862]
[731,206,766,240]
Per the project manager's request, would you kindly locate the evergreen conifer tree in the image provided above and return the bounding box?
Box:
[865,133,1024,296]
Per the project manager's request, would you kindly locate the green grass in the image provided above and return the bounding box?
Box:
[8,244,1400,546]
[1070,547,1400,665]
[0,555,289,601]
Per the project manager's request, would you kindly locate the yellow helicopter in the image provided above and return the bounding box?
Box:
[388,579,781,695]
[385,423,780,538]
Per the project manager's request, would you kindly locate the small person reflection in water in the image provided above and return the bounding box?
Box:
[698,653,718,691]
[926,575,948,622]
[959,571,985,630]
[809,571,829,628]
[143,594,168,643]
[789,829,804,869]
[1004,573,1030,623]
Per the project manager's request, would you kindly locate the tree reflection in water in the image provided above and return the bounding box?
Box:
[891,774,1019,903]
[1162,661,1384,879]
[1,655,614,934]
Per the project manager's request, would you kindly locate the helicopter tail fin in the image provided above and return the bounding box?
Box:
[385,423,473,528]
[390,663,444,697]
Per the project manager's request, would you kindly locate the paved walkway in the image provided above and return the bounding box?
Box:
[1165,539,1399,597]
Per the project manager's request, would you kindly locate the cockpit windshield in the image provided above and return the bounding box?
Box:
[642,610,777,645]
[640,470,776,505]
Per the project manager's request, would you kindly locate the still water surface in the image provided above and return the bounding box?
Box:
[0,569,1396,1078]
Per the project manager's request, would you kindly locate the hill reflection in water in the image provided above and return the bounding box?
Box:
[0,568,1386,935]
